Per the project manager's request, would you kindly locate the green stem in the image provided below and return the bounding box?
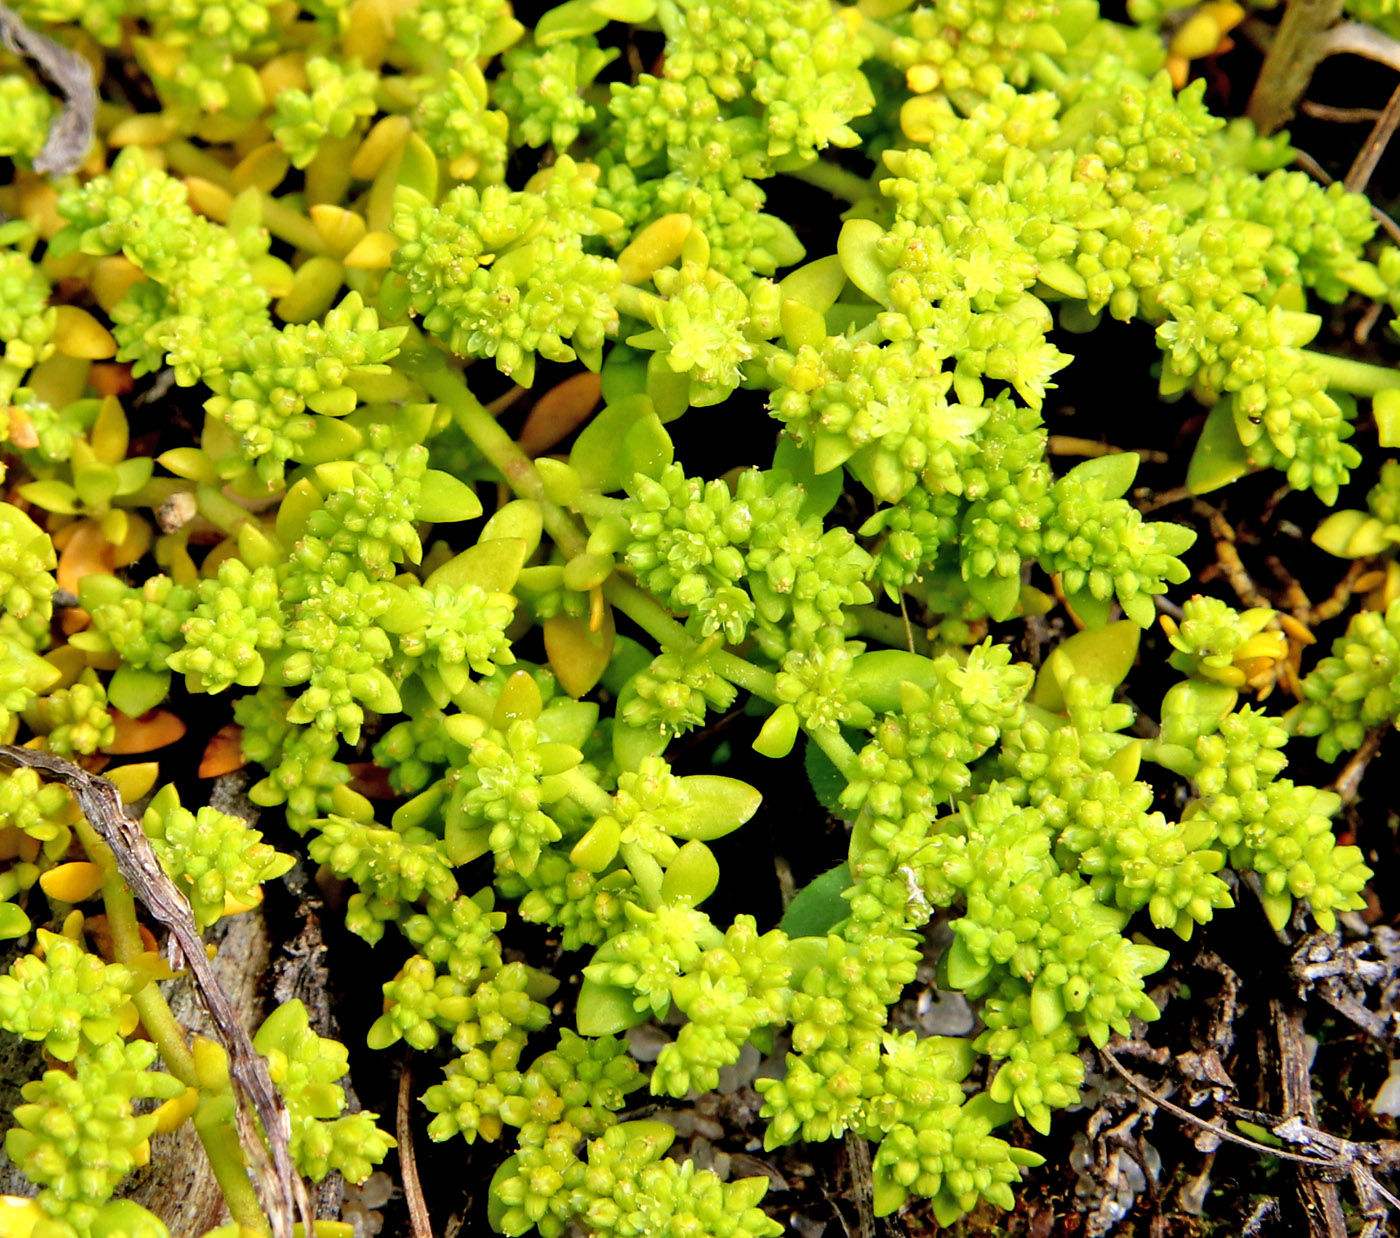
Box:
[810,723,860,783]
[602,576,777,701]
[453,677,499,722]
[1305,349,1400,397]
[603,577,861,771]
[603,576,691,650]
[573,492,628,521]
[196,483,258,536]
[164,139,236,190]
[411,334,860,774]
[74,819,196,1083]
[258,194,332,258]
[848,603,930,655]
[860,14,898,62]
[559,765,617,818]
[784,159,875,204]
[73,819,272,1236]
[408,343,589,559]
[615,284,660,324]
[711,650,779,702]
[1026,50,1068,91]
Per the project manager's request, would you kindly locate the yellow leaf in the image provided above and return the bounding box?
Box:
[104,709,187,754]
[53,306,116,360]
[544,607,615,698]
[519,371,601,456]
[39,862,105,903]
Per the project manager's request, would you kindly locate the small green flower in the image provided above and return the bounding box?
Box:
[6,1038,185,1229]
[30,669,115,757]
[256,999,395,1182]
[0,931,142,1062]
[271,56,379,169]
[143,785,295,929]
[167,559,283,693]
[496,37,617,151]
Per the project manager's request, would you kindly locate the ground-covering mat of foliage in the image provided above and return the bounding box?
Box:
[2,0,1400,1233]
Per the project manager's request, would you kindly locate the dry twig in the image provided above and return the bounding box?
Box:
[0,1,95,174]
[1272,1000,1347,1238]
[1347,81,1400,192]
[0,744,312,1238]
[1303,100,1384,122]
[1292,929,1400,1043]
[1332,726,1387,806]
[398,1056,434,1238]
[842,1131,876,1238]
[1292,147,1400,246]
[1102,1047,1400,1234]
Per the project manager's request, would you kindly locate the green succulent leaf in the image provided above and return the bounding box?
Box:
[415,470,483,523]
[779,863,852,937]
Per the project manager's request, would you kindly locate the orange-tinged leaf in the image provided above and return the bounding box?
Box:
[43,643,86,689]
[199,725,247,778]
[91,256,147,313]
[149,1087,199,1134]
[28,353,90,411]
[5,405,39,450]
[57,520,115,595]
[91,395,129,467]
[0,827,27,861]
[111,514,152,569]
[519,371,602,457]
[104,709,186,754]
[0,1197,45,1234]
[344,0,393,66]
[84,914,161,961]
[222,888,264,916]
[91,363,134,397]
[53,305,116,360]
[544,606,615,699]
[347,761,396,799]
[59,606,92,637]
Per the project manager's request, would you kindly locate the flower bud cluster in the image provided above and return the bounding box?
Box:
[142,787,295,929]
[7,1039,186,1229]
[1294,600,1400,759]
[254,999,395,1183]
[621,463,873,651]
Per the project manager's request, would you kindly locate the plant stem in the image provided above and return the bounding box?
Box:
[784,159,875,204]
[848,604,930,654]
[615,284,661,323]
[602,576,690,650]
[164,139,236,189]
[559,765,618,818]
[73,818,272,1236]
[257,195,332,259]
[859,15,898,62]
[409,347,589,559]
[1320,19,1400,71]
[453,677,499,722]
[573,492,628,521]
[1246,0,1347,134]
[413,338,862,775]
[196,483,259,536]
[1306,348,1400,396]
[164,140,328,258]
[808,723,861,782]
[603,576,860,770]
